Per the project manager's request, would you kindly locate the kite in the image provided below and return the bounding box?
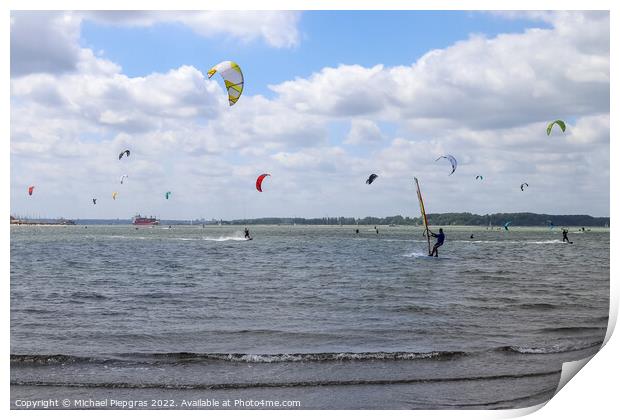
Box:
[112,192,118,200]
[165,192,172,200]
[208,61,244,106]
[28,185,35,196]
[119,150,130,160]
[476,175,484,180]
[436,155,457,175]
[366,174,379,185]
[92,198,97,205]
[120,174,128,184]
[520,183,529,191]
[546,120,566,136]
[256,173,271,192]
[504,221,512,231]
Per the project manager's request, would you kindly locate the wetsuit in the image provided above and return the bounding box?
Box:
[562,230,570,243]
[430,231,445,257]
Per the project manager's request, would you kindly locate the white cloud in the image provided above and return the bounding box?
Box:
[10,10,301,78]
[345,119,386,145]
[269,12,609,131]
[82,11,301,48]
[10,11,82,76]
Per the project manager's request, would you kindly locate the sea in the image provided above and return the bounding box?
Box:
[10,224,609,409]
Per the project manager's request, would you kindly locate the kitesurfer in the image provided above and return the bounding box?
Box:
[562,228,572,244]
[428,228,445,257]
[375,226,379,234]
[244,227,251,240]
[355,228,360,235]
[470,234,474,239]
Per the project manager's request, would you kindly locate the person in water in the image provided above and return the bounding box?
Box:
[355,228,360,234]
[470,234,474,239]
[562,228,571,243]
[244,227,251,239]
[429,228,445,257]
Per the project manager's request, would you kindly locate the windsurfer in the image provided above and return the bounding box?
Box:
[429,228,445,257]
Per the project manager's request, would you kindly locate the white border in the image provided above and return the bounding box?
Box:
[4,1,616,419]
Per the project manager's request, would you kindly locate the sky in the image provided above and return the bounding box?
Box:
[9,10,610,220]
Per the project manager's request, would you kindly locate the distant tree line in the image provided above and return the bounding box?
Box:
[424,212,609,227]
[229,213,609,227]
[68,213,609,226]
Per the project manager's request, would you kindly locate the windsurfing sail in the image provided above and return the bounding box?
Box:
[414,177,431,255]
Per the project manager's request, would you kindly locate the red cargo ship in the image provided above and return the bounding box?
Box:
[132,215,160,226]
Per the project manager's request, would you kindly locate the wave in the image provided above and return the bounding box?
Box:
[454,239,564,244]
[173,237,245,241]
[402,252,431,258]
[11,351,467,366]
[104,234,249,242]
[511,303,558,310]
[13,341,603,368]
[381,239,427,243]
[202,236,249,242]
[497,341,603,355]
[538,326,607,334]
[11,354,96,365]
[69,291,108,300]
[402,252,453,260]
[432,386,557,409]
[11,370,559,390]
[105,235,150,240]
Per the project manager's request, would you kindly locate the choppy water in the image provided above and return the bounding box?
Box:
[10,225,609,409]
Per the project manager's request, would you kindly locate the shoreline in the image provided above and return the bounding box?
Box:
[8,223,610,232]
